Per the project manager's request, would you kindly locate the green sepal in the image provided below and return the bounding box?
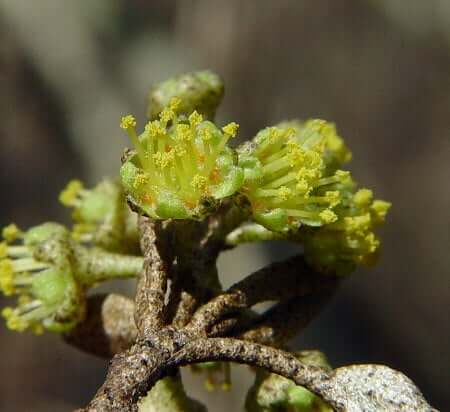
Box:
[253,209,288,232]
[31,269,69,306]
[287,386,316,411]
[155,191,189,219]
[78,191,114,222]
[212,166,244,199]
[24,223,66,246]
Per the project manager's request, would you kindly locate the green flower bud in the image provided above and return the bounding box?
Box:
[147,70,224,120]
[120,102,244,220]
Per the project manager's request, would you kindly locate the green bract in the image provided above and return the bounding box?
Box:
[147,70,224,120]
[120,100,244,220]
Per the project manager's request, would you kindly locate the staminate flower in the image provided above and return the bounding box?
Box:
[0,223,83,334]
[302,179,392,276]
[237,120,352,232]
[0,221,144,334]
[120,99,244,219]
[59,179,139,253]
[278,119,352,173]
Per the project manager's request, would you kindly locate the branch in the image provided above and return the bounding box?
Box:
[237,286,336,346]
[186,255,337,334]
[164,338,436,412]
[135,217,173,334]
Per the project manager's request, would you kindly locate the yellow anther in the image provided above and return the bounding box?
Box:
[59,179,83,206]
[364,232,380,253]
[222,122,239,137]
[191,175,208,192]
[168,97,181,111]
[120,115,136,130]
[6,313,28,332]
[295,178,310,195]
[344,214,371,235]
[353,188,373,207]
[0,242,7,259]
[320,209,338,224]
[278,186,292,201]
[145,120,165,138]
[335,170,350,179]
[174,143,187,156]
[0,259,14,295]
[2,224,21,243]
[154,152,175,169]
[287,147,305,167]
[325,191,340,207]
[133,173,150,189]
[176,124,194,142]
[188,111,203,128]
[371,200,391,223]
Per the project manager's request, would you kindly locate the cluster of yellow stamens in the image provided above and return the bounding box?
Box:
[238,120,352,232]
[120,98,243,219]
[302,180,391,275]
[0,223,80,333]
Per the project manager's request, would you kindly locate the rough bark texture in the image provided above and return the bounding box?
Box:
[73,218,436,412]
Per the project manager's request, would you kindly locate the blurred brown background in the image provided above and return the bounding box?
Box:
[0,1,449,411]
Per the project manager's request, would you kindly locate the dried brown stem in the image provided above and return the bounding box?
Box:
[237,285,337,346]
[186,255,336,335]
[135,217,173,334]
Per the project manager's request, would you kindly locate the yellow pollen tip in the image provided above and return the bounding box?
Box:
[354,188,373,207]
[2,224,21,243]
[0,259,15,296]
[278,186,292,201]
[145,120,165,138]
[120,115,136,130]
[59,179,83,206]
[133,173,150,189]
[335,170,350,179]
[222,122,239,137]
[191,175,208,192]
[188,111,203,128]
[0,242,7,259]
[320,209,338,224]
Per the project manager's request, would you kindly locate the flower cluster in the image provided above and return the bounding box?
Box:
[238,120,352,232]
[59,178,139,253]
[234,119,390,275]
[120,98,244,219]
[0,223,83,334]
[0,220,144,334]
[302,179,391,275]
